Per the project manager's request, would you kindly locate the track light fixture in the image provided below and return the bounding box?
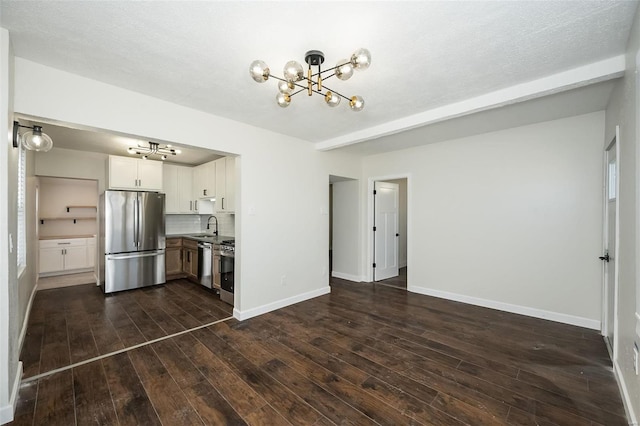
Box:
[127,141,181,161]
[249,48,371,110]
[12,121,54,152]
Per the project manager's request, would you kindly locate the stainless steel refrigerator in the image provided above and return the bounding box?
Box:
[99,190,166,293]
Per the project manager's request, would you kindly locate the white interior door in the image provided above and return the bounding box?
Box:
[374,181,399,281]
[603,136,618,351]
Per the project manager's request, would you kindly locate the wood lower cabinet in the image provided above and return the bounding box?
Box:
[166,238,185,280]
[181,238,199,282]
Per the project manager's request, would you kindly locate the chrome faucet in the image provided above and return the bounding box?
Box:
[206,215,219,236]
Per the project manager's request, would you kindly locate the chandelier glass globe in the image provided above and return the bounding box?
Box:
[249,60,270,83]
[283,61,304,82]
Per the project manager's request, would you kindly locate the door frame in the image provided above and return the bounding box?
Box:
[366,174,411,284]
[601,125,620,359]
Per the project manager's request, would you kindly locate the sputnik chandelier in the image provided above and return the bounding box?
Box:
[249,48,371,111]
[127,142,181,160]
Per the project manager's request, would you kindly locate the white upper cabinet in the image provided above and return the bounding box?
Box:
[193,160,216,199]
[163,164,179,213]
[164,164,195,214]
[108,155,163,191]
[215,157,235,213]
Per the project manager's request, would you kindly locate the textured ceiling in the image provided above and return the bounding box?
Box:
[0,1,637,150]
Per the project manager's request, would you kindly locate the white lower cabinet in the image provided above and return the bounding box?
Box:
[87,240,96,268]
[39,237,95,275]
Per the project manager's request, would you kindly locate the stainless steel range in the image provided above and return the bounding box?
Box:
[219,240,234,305]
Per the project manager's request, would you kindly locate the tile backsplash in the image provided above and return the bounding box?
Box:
[166,213,235,237]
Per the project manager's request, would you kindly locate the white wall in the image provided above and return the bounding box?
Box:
[0,28,21,424]
[38,176,98,238]
[17,152,36,359]
[363,112,605,328]
[35,147,107,192]
[332,179,361,281]
[604,3,640,422]
[12,58,362,321]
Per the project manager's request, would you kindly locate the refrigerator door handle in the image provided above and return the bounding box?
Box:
[136,196,141,248]
[132,195,138,247]
[133,194,142,249]
[107,251,163,260]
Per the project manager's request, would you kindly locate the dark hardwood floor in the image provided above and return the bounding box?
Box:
[20,279,233,379]
[11,278,626,425]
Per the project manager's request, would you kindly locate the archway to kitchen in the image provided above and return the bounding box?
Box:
[17,118,241,382]
[28,119,238,303]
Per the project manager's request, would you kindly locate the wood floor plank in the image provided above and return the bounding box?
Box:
[115,295,167,341]
[216,320,454,425]
[300,306,531,418]
[10,380,37,426]
[151,339,205,388]
[102,302,147,348]
[102,352,162,426]
[131,291,186,335]
[171,333,273,420]
[73,361,119,425]
[191,327,323,425]
[181,380,249,425]
[88,310,126,355]
[259,314,467,425]
[66,311,100,364]
[138,374,204,425]
[33,370,75,426]
[262,358,382,426]
[210,322,379,425]
[39,341,70,374]
[243,404,295,426]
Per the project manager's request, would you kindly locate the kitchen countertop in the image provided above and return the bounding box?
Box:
[167,233,234,245]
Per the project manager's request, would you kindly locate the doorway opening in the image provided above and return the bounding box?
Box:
[36,176,99,290]
[329,175,360,283]
[369,176,408,290]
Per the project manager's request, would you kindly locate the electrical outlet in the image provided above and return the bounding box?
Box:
[634,343,639,375]
[280,275,287,286]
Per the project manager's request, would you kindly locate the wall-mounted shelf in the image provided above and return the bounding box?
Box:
[40,206,98,224]
[66,205,97,213]
[39,217,96,225]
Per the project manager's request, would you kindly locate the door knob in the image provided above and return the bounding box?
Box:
[599,253,610,262]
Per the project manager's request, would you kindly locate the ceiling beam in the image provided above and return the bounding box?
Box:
[315,55,626,151]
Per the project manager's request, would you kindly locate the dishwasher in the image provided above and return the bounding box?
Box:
[197,241,213,289]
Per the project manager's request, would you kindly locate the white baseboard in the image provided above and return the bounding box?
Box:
[18,283,38,354]
[39,267,93,278]
[233,286,331,321]
[0,361,22,425]
[613,358,639,425]
[408,285,601,330]
[399,260,407,268]
[331,271,362,282]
